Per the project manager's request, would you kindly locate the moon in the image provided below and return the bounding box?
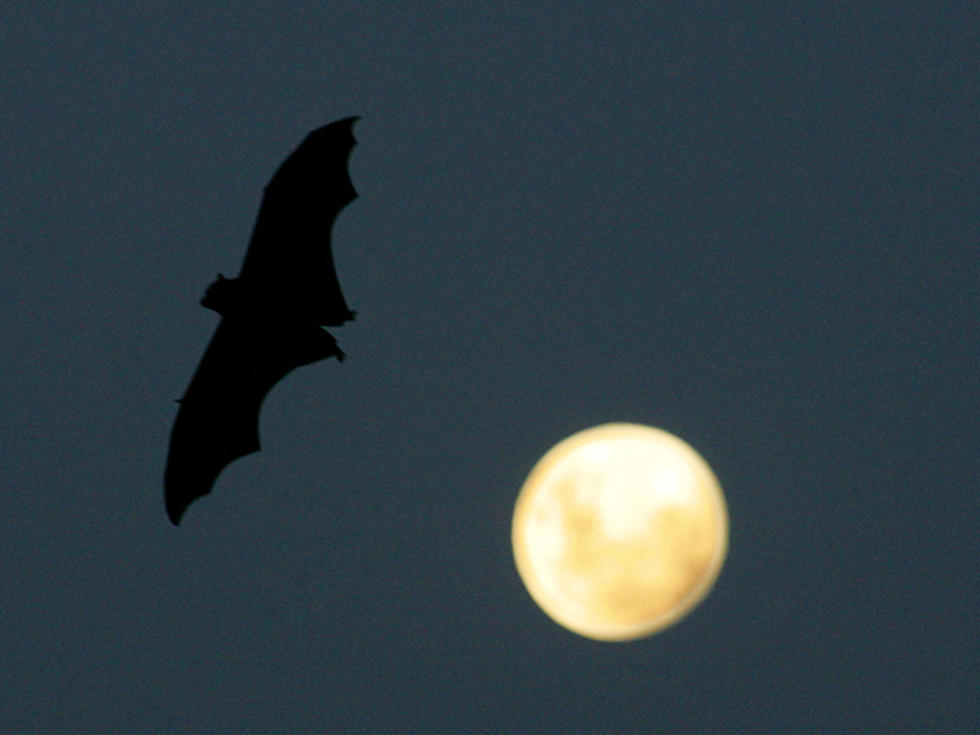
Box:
[512,423,728,641]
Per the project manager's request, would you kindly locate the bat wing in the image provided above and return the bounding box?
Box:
[164,318,342,525]
[238,117,359,327]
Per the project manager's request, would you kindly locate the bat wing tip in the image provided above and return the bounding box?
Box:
[306,117,361,148]
[165,497,189,525]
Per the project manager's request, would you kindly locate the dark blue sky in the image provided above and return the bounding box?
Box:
[3,3,978,732]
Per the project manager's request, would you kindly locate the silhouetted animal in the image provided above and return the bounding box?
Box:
[164,117,359,525]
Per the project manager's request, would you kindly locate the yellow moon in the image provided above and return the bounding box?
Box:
[512,423,728,641]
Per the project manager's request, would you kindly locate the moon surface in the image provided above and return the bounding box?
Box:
[512,423,728,641]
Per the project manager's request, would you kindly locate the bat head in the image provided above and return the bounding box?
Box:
[200,273,241,315]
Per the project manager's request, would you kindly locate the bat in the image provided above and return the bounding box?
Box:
[164,117,360,525]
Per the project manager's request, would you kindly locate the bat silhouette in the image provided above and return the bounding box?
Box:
[164,117,359,525]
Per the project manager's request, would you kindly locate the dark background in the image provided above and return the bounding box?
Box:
[3,3,978,732]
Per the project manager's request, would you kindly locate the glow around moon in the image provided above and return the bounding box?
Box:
[512,423,728,641]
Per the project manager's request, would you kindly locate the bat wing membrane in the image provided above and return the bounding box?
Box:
[238,117,359,327]
[164,317,342,524]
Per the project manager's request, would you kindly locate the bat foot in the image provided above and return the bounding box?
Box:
[298,327,346,364]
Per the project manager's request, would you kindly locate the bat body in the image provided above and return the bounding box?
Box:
[165,117,359,525]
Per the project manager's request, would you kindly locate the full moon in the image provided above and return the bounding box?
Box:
[512,423,728,641]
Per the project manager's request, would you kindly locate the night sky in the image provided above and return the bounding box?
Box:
[3,3,978,732]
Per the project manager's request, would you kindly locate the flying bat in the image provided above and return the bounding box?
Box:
[164,117,360,525]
